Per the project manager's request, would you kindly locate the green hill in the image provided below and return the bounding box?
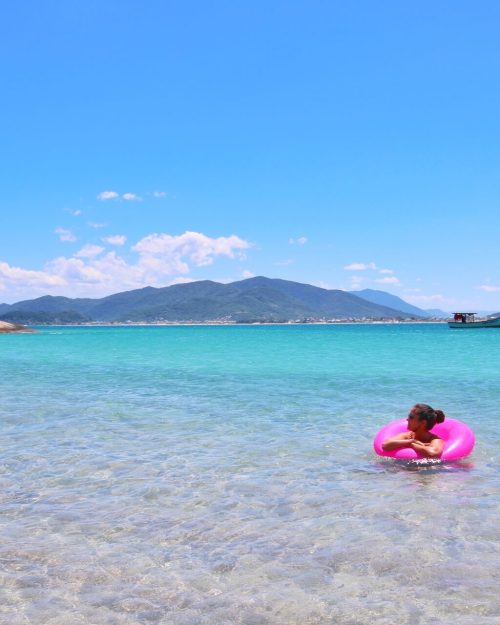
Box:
[0,277,424,323]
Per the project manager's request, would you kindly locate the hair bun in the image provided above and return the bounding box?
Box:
[435,409,445,424]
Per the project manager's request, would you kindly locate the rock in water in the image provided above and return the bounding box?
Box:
[0,321,36,334]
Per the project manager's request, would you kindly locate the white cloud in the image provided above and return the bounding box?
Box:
[102,235,127,246]
[478,284,500,292]
[350,275,366,289]
[97,191,142,202]
[55,227,76,242]
[379,268,394,275]
[75,245,105,259]
[88,222,106,229]
[0,230,253,301]
[132,231,251,279]
[274,259,294,266]
[46,256,107,284]
[152,191,167,198]
[97,191,119,201]
[344,262,377,271]
[45,251,147,291]
[241,270,255,279]
[375,276,401,285]
[0,261,65,288]
[289,236,308,245]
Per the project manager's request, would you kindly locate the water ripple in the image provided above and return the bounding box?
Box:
[1,325,499,623]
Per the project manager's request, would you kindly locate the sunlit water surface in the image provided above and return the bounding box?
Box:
[1,324,499,624]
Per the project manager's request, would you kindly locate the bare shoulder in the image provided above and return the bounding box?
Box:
[428,433,442,442]
[427,436,445,454]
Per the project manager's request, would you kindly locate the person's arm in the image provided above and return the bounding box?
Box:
[382,432,413,451]
[409,438,444,458]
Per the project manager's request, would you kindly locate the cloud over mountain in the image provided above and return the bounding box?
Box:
[0,231,253,302]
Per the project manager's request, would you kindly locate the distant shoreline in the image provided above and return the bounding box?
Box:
[24,319,448,328]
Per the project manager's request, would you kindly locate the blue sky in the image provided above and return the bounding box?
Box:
[1,1,499,310]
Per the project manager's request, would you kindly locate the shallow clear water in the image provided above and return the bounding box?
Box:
[1,324,499,624]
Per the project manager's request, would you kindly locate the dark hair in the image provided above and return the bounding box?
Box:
[412,403,445,430]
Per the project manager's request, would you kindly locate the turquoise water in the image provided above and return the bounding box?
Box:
[1,324,499,625]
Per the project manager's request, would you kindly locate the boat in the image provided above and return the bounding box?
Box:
[448,312,500,329]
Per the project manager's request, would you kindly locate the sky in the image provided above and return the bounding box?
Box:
[1,1,500,311]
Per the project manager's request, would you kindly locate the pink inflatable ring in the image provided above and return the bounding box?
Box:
[373,418,475,461]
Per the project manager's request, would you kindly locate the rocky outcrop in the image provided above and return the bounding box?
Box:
[0,321,35,334]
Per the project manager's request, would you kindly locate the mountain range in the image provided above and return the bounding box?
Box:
[0,277,446,324]
[349,289,448,318]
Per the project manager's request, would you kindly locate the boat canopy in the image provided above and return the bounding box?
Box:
[452,312,476,322]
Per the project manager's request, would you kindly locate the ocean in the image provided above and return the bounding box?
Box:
[1,323,499,624]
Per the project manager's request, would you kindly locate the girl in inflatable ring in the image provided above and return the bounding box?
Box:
[382,403,445,459]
